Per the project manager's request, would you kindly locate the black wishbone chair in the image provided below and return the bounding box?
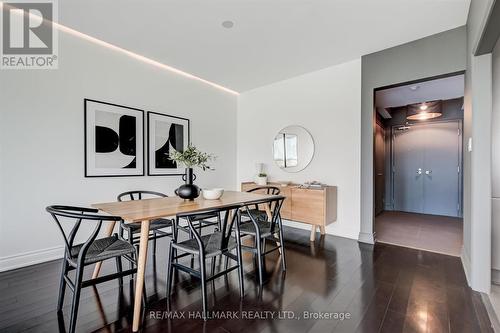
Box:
[166,205,244,320]
[242,186,281,222]
[117,190,173,257]
[46,205,138,333]
[239,196,286,286]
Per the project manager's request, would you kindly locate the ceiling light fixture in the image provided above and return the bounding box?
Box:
[222,20,234,29]
[406,101,442,121]
[4,3,239,95]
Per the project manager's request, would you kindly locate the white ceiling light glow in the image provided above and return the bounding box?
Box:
[3,2,239,95]
[56,23,240,95]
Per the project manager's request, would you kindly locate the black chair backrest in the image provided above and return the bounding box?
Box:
[117,190,167,202]
[46,205,122,260]
[246,186,281,196]
[176,204,242,253]
[246,186,281,211]
[241,196,285,233]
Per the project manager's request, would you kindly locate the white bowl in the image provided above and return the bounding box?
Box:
[202,188,224,200]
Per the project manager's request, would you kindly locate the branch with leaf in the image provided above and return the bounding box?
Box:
[169,145,216,171]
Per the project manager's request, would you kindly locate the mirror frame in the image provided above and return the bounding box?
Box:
[272,125,314,173]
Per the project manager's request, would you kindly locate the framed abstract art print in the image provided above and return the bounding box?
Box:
[147,111,190,176]
[84,99,144,177]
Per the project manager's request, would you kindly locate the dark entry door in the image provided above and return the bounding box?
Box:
[393,121,461,217]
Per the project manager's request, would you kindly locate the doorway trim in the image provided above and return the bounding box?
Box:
[373,70,466,93]
[360,71,466,246]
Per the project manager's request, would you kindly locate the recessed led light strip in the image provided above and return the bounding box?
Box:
[54,23,239,95]
[1,2,239,95]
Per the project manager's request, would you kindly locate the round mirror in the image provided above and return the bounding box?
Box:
[273,125,314,172]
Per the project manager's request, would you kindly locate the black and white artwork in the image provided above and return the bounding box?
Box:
[147,111,190,176]
[84,99,144,177]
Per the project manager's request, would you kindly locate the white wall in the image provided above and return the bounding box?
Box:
[0,30,238,271]
[491,38,500,275]
[237,59,361,240]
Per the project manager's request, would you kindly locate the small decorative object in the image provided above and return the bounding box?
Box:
[300,181,324,189]
[202,188,224,200]
[84,99,144,177]
[147,112,190,176]
[277,180,291,187]
[170,145,215,200]
[255,173,268,186]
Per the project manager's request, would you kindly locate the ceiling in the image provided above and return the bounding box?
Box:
[58,0,470,92]
[375,74,465,109]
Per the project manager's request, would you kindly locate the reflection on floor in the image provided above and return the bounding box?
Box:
[0,226,490,332]
[375,211,463,257]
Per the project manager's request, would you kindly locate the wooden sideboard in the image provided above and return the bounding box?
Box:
[241,182,337,241]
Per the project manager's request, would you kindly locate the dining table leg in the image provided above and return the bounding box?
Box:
[133,220,150,332]
[91,221,116,279]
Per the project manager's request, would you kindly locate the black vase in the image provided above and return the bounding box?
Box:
[176,168,200,200]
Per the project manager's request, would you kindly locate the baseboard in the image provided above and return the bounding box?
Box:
[461,246,471,286]
[482,292,500,332]
[492,269,500,285]
[358,231,375,244]
[281,220,358,241]
[282,219,312,231]
[0,246,64,272]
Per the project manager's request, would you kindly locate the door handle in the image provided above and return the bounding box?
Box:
[425,170,432,175]
[416,168,422,175]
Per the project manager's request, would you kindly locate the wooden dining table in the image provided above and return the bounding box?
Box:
[91,190,279,332]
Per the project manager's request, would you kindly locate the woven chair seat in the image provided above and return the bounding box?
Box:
[68,236,135,267]
[172,232,237,258]
[122,218,173,232]
[241,209,268,222]
[185,212,218,222]
[240,220,280,238]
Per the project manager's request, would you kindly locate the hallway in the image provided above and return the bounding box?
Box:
[375,211,463,256]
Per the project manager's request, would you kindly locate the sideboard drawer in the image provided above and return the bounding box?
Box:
[240,182,337,241]
[291,188,324,225]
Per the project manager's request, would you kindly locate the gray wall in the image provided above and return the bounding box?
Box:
[382,98,464,210]
[360,26,467,244]
[463,0,494,293]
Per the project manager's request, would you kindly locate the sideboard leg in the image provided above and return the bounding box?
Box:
[319,225,325,235]
[310,225,316,242]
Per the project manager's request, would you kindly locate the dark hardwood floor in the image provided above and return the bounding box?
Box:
[0,227,493,333]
